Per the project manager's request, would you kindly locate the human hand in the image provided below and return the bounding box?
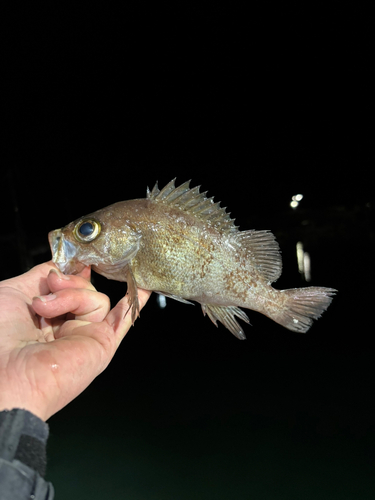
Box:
[0,262,151,421]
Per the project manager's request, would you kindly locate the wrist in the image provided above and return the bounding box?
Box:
[0,398,48,422]
[0,408,49,477]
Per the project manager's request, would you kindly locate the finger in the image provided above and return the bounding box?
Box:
[106,288,152,346]
[32,288,111,323]
[47,268,96,294]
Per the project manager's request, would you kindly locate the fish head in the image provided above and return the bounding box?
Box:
[49,203,141,276]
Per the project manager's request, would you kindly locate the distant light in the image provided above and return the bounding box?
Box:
[156,294,167,309]
[290,194,303,209]
[292,194,303,202]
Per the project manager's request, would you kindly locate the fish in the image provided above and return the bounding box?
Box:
[48,179,336,339]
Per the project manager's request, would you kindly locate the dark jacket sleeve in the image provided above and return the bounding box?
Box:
[0,409,54,500]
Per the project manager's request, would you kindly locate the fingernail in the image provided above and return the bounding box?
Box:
[49,268,70,280]
[34,294,57,303]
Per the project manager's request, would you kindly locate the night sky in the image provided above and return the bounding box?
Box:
[2,4,374,499]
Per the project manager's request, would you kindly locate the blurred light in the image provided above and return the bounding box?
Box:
[296,241,304,274]
[156,294,167,308]
[303,251,311,282]
[290,200,299,209]
[296,241,311,282]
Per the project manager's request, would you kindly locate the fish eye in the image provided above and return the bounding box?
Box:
[74,219,101,243]
[79,222,94,236]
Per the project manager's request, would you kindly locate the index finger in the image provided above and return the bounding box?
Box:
[47,268,95,294]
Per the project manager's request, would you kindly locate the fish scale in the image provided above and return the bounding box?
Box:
[49,179,336,339]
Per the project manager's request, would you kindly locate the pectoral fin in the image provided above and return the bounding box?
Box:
[124,264,140,324]
[201,304,250,340]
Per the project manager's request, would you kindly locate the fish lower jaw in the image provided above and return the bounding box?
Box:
[53,258,86,275]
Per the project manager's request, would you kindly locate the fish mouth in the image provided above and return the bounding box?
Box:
[48,229,85,275]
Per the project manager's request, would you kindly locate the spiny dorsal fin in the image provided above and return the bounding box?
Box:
[147,181,161,199]
[235,230,282,283]
[147,178,238,233]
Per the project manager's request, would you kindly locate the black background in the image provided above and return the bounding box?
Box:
[1,3,374,499]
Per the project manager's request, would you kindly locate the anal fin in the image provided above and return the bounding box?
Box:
[201,304,250,340]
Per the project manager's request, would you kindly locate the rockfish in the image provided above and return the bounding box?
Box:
[49,179,335,339]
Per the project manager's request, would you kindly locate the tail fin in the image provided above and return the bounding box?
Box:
[276,287,336,333]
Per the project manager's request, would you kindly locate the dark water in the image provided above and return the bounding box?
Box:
[2,4,374,498]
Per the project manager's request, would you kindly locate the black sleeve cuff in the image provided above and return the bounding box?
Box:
[0,408,49,478]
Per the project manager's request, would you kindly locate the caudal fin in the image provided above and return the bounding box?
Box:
[276,287,336,333]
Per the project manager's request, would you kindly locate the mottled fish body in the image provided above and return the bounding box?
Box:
[49,179,335,339]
